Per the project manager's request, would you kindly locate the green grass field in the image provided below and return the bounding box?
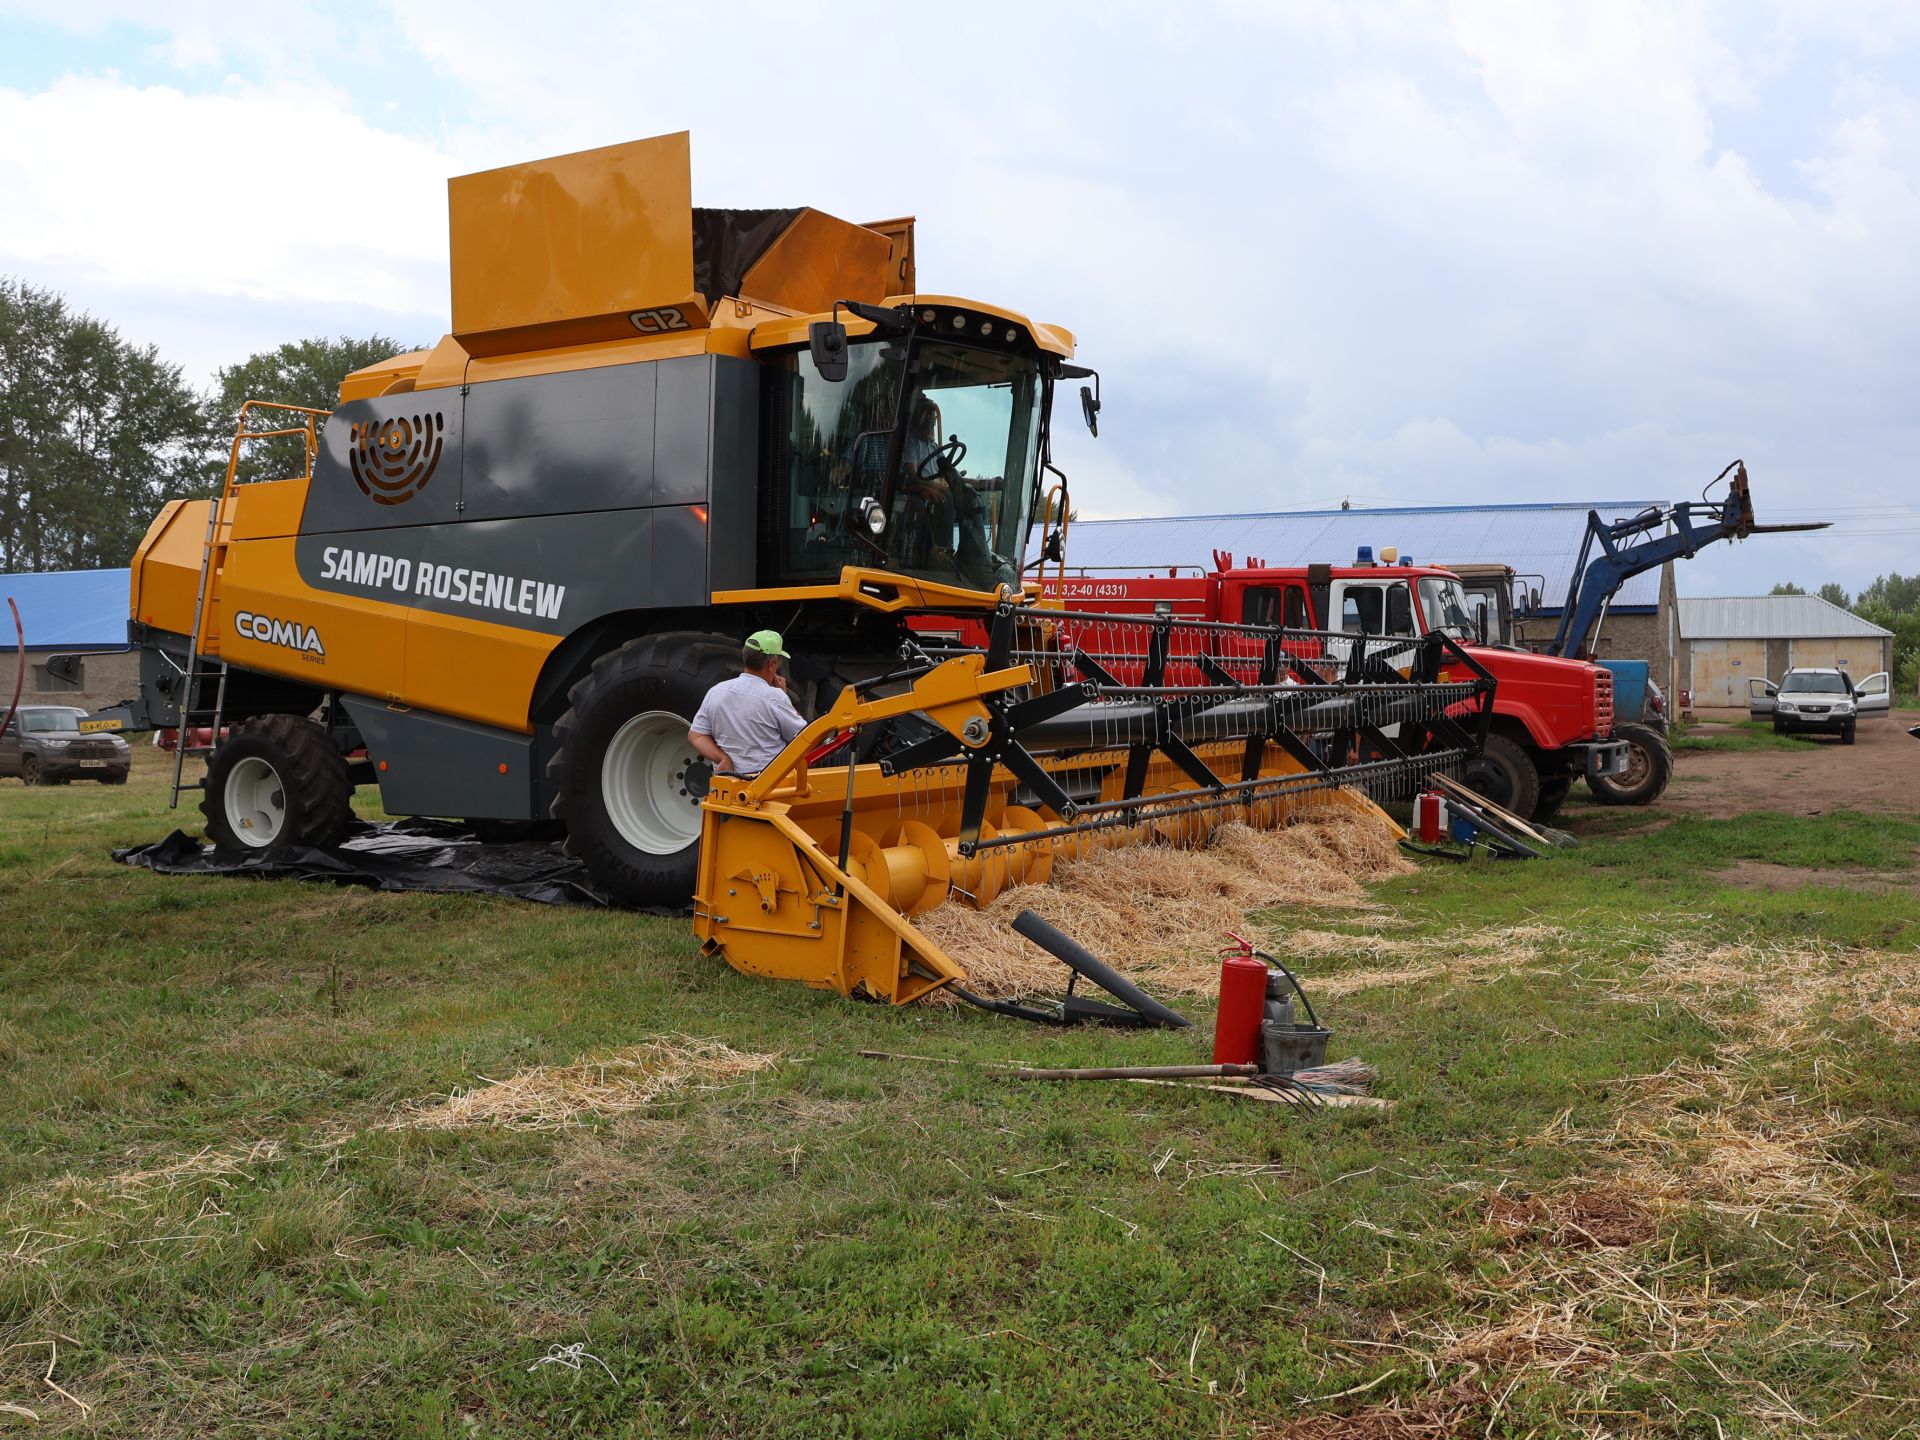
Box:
[3,750,1918,1437]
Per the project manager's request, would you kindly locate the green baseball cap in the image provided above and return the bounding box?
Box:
[745,629,790,659]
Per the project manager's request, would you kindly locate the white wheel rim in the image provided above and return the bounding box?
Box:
[601,710,707,854]
[224,755,286,848]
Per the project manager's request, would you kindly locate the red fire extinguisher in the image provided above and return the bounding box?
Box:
[1415,790,1446,844]
[1213,939,1269,1065]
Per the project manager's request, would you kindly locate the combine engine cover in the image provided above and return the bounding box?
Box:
[693,598,1494,1004]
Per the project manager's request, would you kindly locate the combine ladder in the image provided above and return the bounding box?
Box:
[166,400,331,810]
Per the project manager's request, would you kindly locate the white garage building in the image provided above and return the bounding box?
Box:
[1678,595,1894,707]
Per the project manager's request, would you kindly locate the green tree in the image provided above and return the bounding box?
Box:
[208,335,418,486]
[1857,572,1920,617]
[0,277,213,571]
[1815,582,1850,610]
[1769,581,1806,596]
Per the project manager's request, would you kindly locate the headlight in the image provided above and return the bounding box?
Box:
[858,497,887,536]
[40,738,71,748]
[1835,701,1855,713]
[108,735,130,750]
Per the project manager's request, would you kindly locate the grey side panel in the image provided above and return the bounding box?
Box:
[653,356,711,506]
[650,506,709,607]
[302,397,465,534]
[294,510,656,636]
[709,356,759,592]
[342,697,537,820]
[460,363,658,521]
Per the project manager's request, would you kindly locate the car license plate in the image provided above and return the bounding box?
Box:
[79,759,107,768]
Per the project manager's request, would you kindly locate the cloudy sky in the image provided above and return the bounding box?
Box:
[3,0,1917,594]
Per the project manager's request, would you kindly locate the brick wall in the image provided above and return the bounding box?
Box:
[1515,610,1670,691]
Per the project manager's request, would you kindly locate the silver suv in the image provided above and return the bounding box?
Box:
[1751,667,1877,744]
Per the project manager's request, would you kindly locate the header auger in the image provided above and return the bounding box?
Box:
[694,597,1494,1006]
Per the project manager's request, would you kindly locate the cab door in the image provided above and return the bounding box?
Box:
[1747,677,1777,718]
[1325,578,1417,668]
[1855,672,1890,719]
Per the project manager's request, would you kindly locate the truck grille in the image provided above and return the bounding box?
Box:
[66,740,121,759]
[1595,669,1614,737]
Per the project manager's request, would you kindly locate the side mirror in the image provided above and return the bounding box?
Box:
[809,320,849,381]
[1474,601,1489,645]
[1079,384,1100,438]
[43,654,83,684]
[1040,529,1065,563]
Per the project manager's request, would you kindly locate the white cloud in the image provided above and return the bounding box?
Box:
[0,73,456,375]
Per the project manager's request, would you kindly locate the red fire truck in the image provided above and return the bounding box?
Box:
[1042,548,1630,820]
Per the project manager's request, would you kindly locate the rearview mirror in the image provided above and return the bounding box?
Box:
[1080,384,1100,437]
[43,653,83,684]
[808,321,849,382]
[1474,601,1489,645]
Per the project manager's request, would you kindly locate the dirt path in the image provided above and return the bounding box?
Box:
[1665,711,1920,818]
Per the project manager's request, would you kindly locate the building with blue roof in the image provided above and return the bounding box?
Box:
[0,568,136,713]
[1056,501,1680,687]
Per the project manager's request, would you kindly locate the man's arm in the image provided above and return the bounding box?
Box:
[688,694,735,773]
[769,675,807,742]
[688,729,734,773]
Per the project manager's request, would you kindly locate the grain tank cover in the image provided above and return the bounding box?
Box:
[448,131,902,358]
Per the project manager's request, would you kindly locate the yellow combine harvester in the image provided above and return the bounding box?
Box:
[105,132,1494,1005]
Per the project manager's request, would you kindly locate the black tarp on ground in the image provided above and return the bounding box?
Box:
[112,819,685,915]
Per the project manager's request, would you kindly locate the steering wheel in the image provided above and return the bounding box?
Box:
[914,435,967,482]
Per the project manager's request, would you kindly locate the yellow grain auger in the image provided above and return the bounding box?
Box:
[695,594,1495,1010]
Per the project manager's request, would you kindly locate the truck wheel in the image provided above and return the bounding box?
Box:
[202,715,353,853]
[549,632,741,908]
[20,757,42,787]
[1535,777,1572,820]
[1461,733,1541,820]
[1843,722,1856,745]
[1588,722,1673,807]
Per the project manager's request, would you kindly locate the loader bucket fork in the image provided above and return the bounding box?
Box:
[692,600,1495,1006]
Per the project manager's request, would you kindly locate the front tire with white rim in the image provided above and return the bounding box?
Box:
[548,632,742,909]
[201,714,353,853]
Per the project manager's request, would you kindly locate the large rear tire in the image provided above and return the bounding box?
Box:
[1588,722,1673,807]
[548,632,741,908]
[202,715,353,853]
[1461,733,1542,821]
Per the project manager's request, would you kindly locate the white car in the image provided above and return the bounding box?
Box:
[1747,668,1888,743]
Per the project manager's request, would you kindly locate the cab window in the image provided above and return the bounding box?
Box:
[1241,586,1280,626]
[1341,589,1380,635]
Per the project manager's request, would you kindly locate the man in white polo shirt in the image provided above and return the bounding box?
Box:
[688,630,807,778]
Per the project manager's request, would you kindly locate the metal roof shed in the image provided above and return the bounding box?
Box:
[1677,595,1893,705]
